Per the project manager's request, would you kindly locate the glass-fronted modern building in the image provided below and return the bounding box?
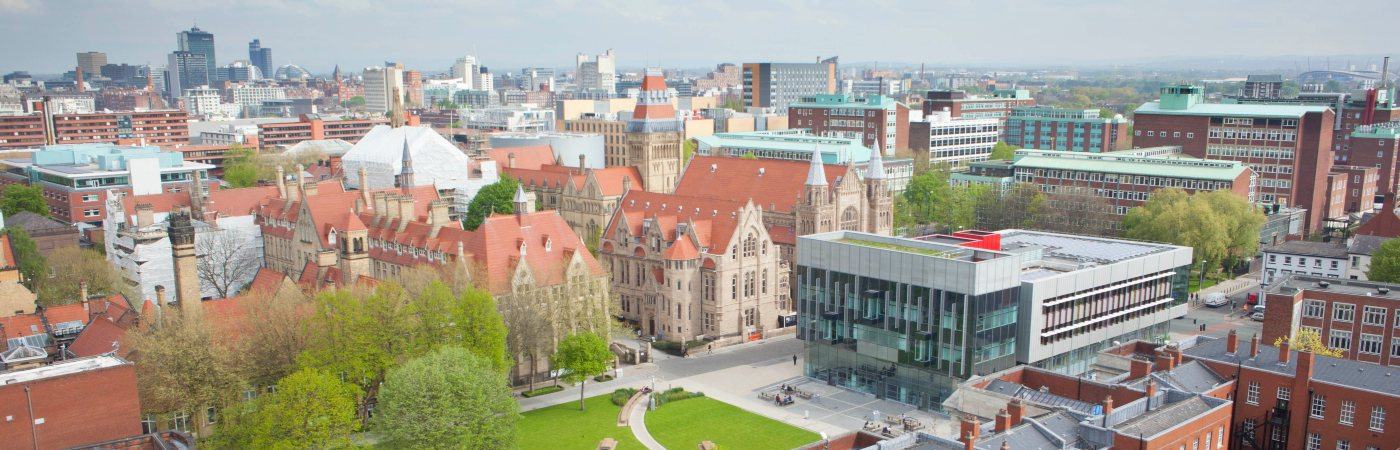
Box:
[797,229,1191,411]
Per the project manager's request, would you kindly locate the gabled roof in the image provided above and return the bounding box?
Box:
[1355,206,1400,238]
[505,164,642,197]
[675,155,849,215]
[606,189,752,253]
[68,316,129,358]
[488,145,555,170]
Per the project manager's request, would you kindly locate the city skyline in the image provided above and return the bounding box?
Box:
[3,0,1399,75]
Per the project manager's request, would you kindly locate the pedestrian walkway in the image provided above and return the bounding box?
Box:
[626,396,664,450]
[518,363,660,412]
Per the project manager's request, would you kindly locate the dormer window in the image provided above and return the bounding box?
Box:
[327,228,338,246]
[544,237,553,252]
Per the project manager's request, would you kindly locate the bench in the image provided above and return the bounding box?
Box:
[598,438,618,450]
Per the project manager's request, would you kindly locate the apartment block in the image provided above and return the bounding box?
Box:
[1004,106,1130,153]
[788,94,908,155]
[256,114,386,149]
[742,58,839,110]
[909,109,1001,168]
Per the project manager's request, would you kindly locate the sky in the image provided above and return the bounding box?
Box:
[2,0,1397,76]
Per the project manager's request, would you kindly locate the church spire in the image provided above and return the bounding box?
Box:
[805,147,827,186]
[866,148,886,180]
[395,136,415,187]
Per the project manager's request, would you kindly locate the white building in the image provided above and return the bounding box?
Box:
[340,125,500,212]
[231,84,286,110]
[910,109,1002,168]
[363,66,404,114]
[450,55,479,88]
[1262,240,1351,284]
[423,79,472,107]
[575,49,616,94]
[182,86,226,118]
[461,105,556,132]
[45,96,96,114]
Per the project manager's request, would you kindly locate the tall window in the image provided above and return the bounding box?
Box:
[761,269,769,295]
[1333,303,1355,322]
[1278,387,1291,401]
[1340,400,1355,426]
[1243,419,1257,440]
[1303,300,1325,318]
[730,275,737,300]
[1306,434,1321,450]
[1246,381,1260,405]
[1362,306,1386,326]
[172,411,189,432]
[141,414,157,434]
[1371,406,1386,432]
[742,234,756,257]
[1330,330,1352,350]
[1311,394,1327,419]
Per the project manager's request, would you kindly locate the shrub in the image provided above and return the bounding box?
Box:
[521,385,564,398]
[651,339,711,356]
[610,388,638,406]
[652,387,704,408]
[594,374,614,383]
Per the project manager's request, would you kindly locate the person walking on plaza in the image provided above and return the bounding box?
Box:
[793,354,798,365]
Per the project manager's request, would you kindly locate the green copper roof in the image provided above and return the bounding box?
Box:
[1135,100,1328,119]
[1013,150,1248,181]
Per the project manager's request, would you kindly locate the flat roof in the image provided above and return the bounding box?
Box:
[1012,150,1248,182]
[999,229,1178,266]
[1135,100,1328,118]
[1267,273,1400,300]
[0,355,127,384]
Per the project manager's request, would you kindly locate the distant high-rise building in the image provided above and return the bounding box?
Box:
[451,55,478,86]
[1243,74,1285,99]
[403,70,424,108]
[166,51,209,97]
[474,67,493,94]
[575,49,616,94]
[521,67,555,91]
[76,52,107,77]
[248,39,273,77]
[742,57,839,110]
[176,26,216,80]
[363,65,404,114]
[99,63,141,83]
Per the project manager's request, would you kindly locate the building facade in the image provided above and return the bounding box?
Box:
[624,69,684,193]
[1260,275,1400,367]
[909,109,1002,168]
[788,94,909,155]
[742,58,839,110]
[1004,106,1130,153]
[1133,85,1336,233]
[921,89,1036,125]
[505,163,641,243]
[256,114,386,149]
[0,143,213,224]
[1343,121,1400,198]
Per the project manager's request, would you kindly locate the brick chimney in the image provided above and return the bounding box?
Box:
[1279,339,1291,365]
[994,409,1010,432]
[1103,395,1115,416]
[1226,329,1239,354]
[1007,399,1024,427]
[508,153,517,169]
[397,196,415,232]
[622,175,633,192]
[1130,358,1152,379]
[1168,345,1183,367]
[154,285,167,306]
[275,166,287,198]
[1145,380,1157,402]
[1295,350,1315,380]
[1155,348,1176,371]
[959,415,980,448]
[1250,333,1260,358]
[75,66,85,93]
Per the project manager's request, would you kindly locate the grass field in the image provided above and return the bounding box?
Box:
[518,394,644,449]
[644,397,820,450]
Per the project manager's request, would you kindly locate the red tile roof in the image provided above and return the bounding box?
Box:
[605,189,751,253]
[1356,207,1400,238]
[662,235,699,260]
[0,234,13,269]
[674,155,848,215]
[68,317,129,358]
[488,146,555,170]
[204,185,280,217]
[247,268,288,294]
[504,164,642,197]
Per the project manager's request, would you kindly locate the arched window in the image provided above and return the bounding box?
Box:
[840,206,859,230]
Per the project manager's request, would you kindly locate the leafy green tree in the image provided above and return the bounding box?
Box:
[553,332,612,411]
[3,227,47,289]
[407,281,509,373]
[298,286,415,420]
[988,142,1019,161]
[973,182,1045,230]
[222,145,262,188]
[35,247,124,306]
[1,184,48,217]
[1367,238,1400,282]
[375,346,519,449]
[215,368,361,449]
[341,96,366,108]
[740,151,758,160]
[900,167,952,227]
[1122,189,1261,275]
[463,177,520,230]
[683,139,697,163]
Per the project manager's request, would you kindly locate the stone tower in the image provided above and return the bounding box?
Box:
[864,150,893,234]
[395,137,415,187]
[625,68,684,193]
[167,208,200,310]
[795,150,835,235]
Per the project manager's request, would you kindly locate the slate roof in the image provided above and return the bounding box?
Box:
[4,211,68,233]
[1112,396,1217,438]
[984,378,1097,414]
[1135,360,1226,394]
[1348,234,1388,256]
[1263,239,1349,259]
[1185,336,1400,397]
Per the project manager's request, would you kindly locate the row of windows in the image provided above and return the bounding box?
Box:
[1300,300,1396,326]
[1207,145,1296,160]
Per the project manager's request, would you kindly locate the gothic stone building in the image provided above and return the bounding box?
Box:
[504,160,642,245]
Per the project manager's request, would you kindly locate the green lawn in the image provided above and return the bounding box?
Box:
[519,394,644,450]
[645,397,820,450]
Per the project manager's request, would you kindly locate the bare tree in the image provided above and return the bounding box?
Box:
[1040,186,1118,237]
[196,228,262,298]
[501,291,551,389]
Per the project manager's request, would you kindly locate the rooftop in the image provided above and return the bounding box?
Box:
[1352,120,1400,139]
[1262,239,1349,259]
[1135,100,1329,119]
[789,94,900,110]
[1185,335,1400,397]
[1012,148,1250,182]
[1266,273,1400,301]
[693,130,874,164]
[998,229,1179,266]
[0,354,127,385]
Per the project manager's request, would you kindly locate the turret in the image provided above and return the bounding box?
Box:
[396,137,416,187]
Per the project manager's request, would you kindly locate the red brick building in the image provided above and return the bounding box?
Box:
[1331,165,1380,214]
[256,114,387,149]
[1134,85,1336,233]
[788,94,909,155]
[1325,172,1349,220]
[1342,121,1400,198]
[0,356,142,449]
[1260,275,1400,367]
[1185,333,1398,450]
[0,109,188,150]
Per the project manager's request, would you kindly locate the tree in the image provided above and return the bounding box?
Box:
[3,227,47,289]
[405,281,509,373]
[463,177,520,230]
[973,182,1045,230]
[553,332,612,411]
[230,289,312,386]
[214,368,360,449]
[1,184,48,217]
[988,142,1019,161]
[222,145,262,188]
[127,310,247,422]
[341,96,366,108]
[1197,190,1265,270]
[298,286,415,421]
[1367,238,1400,282]
[502,291,551,389]
[1273,328,1344,358]
[34,247,123,306]
[682,139,697,163]
[196,228,262,298]
[1123,189,1264,275]
[740,151,758,160]
[1041,185,1117,237]
[374,346,519,449]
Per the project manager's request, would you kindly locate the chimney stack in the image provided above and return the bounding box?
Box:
[1250,333,1261,358]
[154,285,167,306]
[294,163,306,199]
[994,409,1011,432]
[1102,395,1115,416]
[1155,348,1176,371]
[1279,338,1291,365]
[958,415,980,449]
[79,281,89,303]
[578,153,586,169]
[622,175,633,192]
[75,66,85,93]
[275,166,287,198]
[1226,329,1239,354]
[359,167,371,205]
[397,197,415,232]
[1295,350,1315,379]
[1130,358,1152,379]
[508,153,517,169]
[135,203,155,228]
[1007,399,1024,428]
[1145,380,1158,404]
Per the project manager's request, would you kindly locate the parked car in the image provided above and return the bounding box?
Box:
[1251,309,1266,321]
[1202,293,1229,307]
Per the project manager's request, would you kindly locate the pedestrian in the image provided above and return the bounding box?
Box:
[793,354,798,365]
[708,344,713,355]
